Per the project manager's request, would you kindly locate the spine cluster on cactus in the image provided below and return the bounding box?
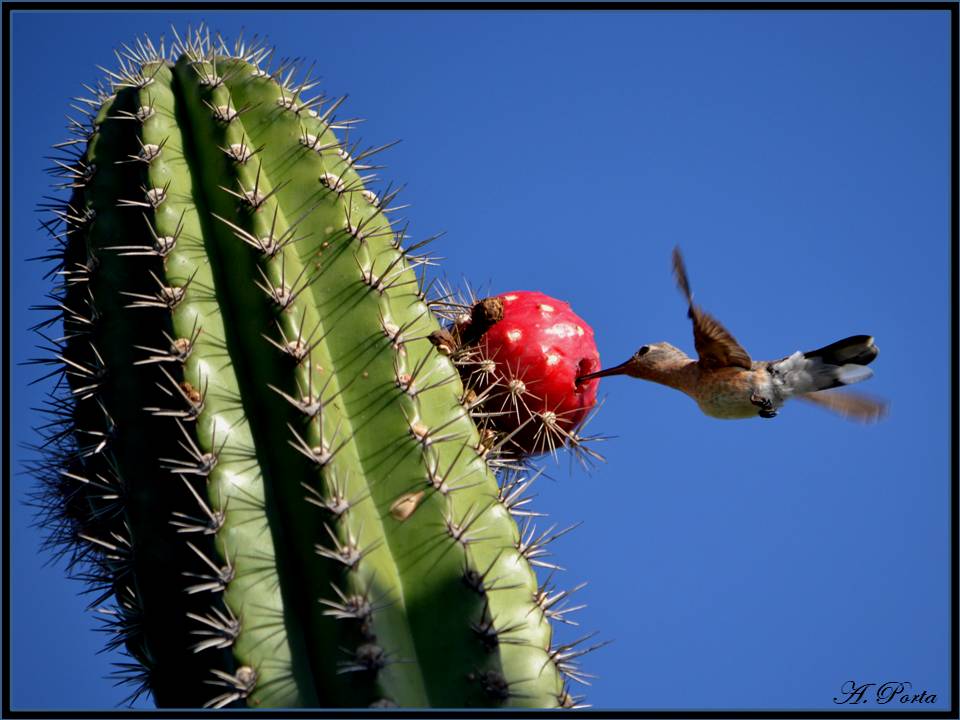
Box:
[28,29,603,708]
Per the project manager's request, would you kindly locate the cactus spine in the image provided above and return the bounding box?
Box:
[32,31,595,708]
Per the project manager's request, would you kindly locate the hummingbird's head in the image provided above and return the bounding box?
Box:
[576,342,686,382]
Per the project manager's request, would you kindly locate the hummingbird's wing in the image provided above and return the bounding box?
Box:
[688,307,753,370]
[672,247,752,370]
[797,389,888,422]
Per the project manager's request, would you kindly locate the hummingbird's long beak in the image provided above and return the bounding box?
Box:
[576,359,632,384]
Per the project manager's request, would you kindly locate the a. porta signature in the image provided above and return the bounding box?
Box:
[834,681,938,705]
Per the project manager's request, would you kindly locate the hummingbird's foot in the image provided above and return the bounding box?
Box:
[750,393,777,418]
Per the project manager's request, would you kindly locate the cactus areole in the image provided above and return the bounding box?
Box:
[30,31,599,709]
[452,292,601,455]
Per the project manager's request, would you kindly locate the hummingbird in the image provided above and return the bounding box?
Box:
[576,247,887,422]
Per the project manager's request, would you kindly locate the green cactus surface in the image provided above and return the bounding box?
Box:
[32,30,597,708]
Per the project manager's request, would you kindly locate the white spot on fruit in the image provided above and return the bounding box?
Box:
[538,303,555,313]
[544,323,576,339]
[576,325,585,337]
[546,354,560,366]
[503,294,518,302]
[506,329,522,342]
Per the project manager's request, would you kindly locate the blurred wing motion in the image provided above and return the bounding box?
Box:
[672,246,752,370]
[797,390,889,423]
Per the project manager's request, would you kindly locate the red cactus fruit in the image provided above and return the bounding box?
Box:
[453,291,601,456]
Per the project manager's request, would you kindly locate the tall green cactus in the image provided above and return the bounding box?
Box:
[31,30,596,708]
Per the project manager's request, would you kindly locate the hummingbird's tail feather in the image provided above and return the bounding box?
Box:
[804,335,879,368]
[772,336,880,395]
[797,389,888,423]
[801,335,878,391]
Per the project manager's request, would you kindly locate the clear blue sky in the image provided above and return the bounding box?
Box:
[8,8,952,711]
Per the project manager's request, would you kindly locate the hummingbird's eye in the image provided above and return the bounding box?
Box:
[635,345,650,358]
